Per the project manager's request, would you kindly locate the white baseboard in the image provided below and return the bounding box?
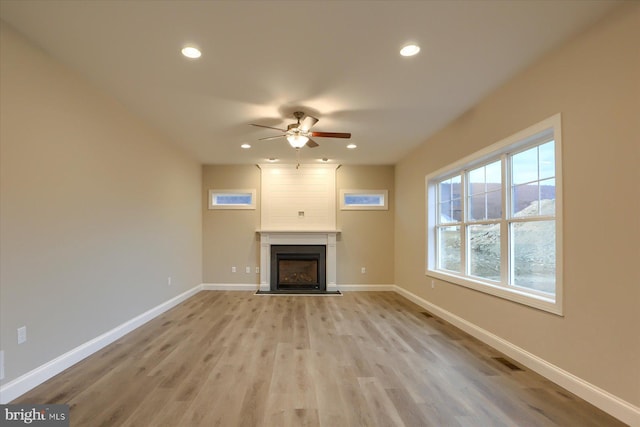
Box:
[201,283,259,291]
[392,285,640,427]
[0,284,203,404]
[336,284,396,292]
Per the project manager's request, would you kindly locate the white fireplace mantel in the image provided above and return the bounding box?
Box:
[258,230,339,292]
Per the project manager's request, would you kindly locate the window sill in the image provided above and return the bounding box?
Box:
[426,269,563,316]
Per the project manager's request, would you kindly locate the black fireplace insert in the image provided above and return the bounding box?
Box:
[270,245,326,292]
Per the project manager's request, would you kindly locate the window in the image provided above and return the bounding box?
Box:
[426,114,562,314]
[340,189,388,210]
[208,189,256,210]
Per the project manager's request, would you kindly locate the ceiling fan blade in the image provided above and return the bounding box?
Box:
[250,123,287,132]
[306,138,319,148]
[258,135,286,141]
[299,115,319,131]
[311,131,351,139]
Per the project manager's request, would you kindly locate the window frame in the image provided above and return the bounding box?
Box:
[208,189,256,210]
[340,189,389,210]
[425,114,563,315]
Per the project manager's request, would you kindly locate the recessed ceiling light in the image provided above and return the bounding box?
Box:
[241,143,251,149]
[347,143,357,149]
[181,46,201,59]
[318,158,330,162]
[400,44,420,57]
[266,157,279,162]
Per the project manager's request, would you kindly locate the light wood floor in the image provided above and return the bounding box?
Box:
[13,291,625,426]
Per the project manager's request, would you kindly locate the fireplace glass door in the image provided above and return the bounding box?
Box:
[270,245,326,291]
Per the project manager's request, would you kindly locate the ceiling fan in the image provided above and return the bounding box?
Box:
[250,111,351,149]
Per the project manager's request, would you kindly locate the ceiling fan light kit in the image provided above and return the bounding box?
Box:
[287,134,309,148]
[251,111,351,151]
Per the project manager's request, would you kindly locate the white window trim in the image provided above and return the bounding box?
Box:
[208,189,256,210]
[340,189,389,210]
[425,113,563,315]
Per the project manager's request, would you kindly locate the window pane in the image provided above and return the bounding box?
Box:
[451,175,461,197]
[540,178,556,215]
[344,194,384,206]
[468,160,502,222]
[468,224,501,281]
[512,146,538,185]
[486,190,502,219]
[538,198,555,217]
[439,201,453,223]
[439,175,460,203]
[214,194,252,205]
[511,220,555,294]
[439,180,451,203]
[538,141,555,180]
[486,160,502,186]
[438,226,461,273]
[468,167,485,195]
[512,183,539,217]
[468,193,486,221]
[451,198,462,222]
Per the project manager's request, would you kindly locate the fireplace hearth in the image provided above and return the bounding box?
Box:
[270,245,326,292]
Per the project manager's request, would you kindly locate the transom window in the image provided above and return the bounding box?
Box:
[340,189,388,210]
[426,114,562,314]
[208,189,256,210]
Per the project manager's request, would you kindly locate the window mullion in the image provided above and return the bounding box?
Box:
[460,172,467,276]
[510,215,555,223]
[435,183,442,270]
[435,225,441,269]
[501,154,510,286]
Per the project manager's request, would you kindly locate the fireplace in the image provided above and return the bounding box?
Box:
[258,231,338,293]
[270,245,326,292]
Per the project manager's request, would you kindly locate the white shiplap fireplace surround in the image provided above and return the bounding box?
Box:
[257,163,339,292]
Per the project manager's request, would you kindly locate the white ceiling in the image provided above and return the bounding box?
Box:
[0,0,619,165]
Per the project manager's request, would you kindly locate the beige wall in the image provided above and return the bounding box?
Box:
[202,165,261,284]
[202,164,395,285]
[0,24,202,385]
[337,165,394,284]
[395,4,639,406]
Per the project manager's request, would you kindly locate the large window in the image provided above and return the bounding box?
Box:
[426,114,562,314]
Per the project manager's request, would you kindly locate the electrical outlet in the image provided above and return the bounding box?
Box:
[255,267,260,274]
[0,350,5,380]
[17,326,27,344]
[245,266,251,274]
[431,280,436,289]
[231,266,237,273]
[361,267,366,274]
[167,277,172,286]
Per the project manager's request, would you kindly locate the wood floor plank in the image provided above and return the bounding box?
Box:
[11,291,626,427]
[358,377,407,427]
